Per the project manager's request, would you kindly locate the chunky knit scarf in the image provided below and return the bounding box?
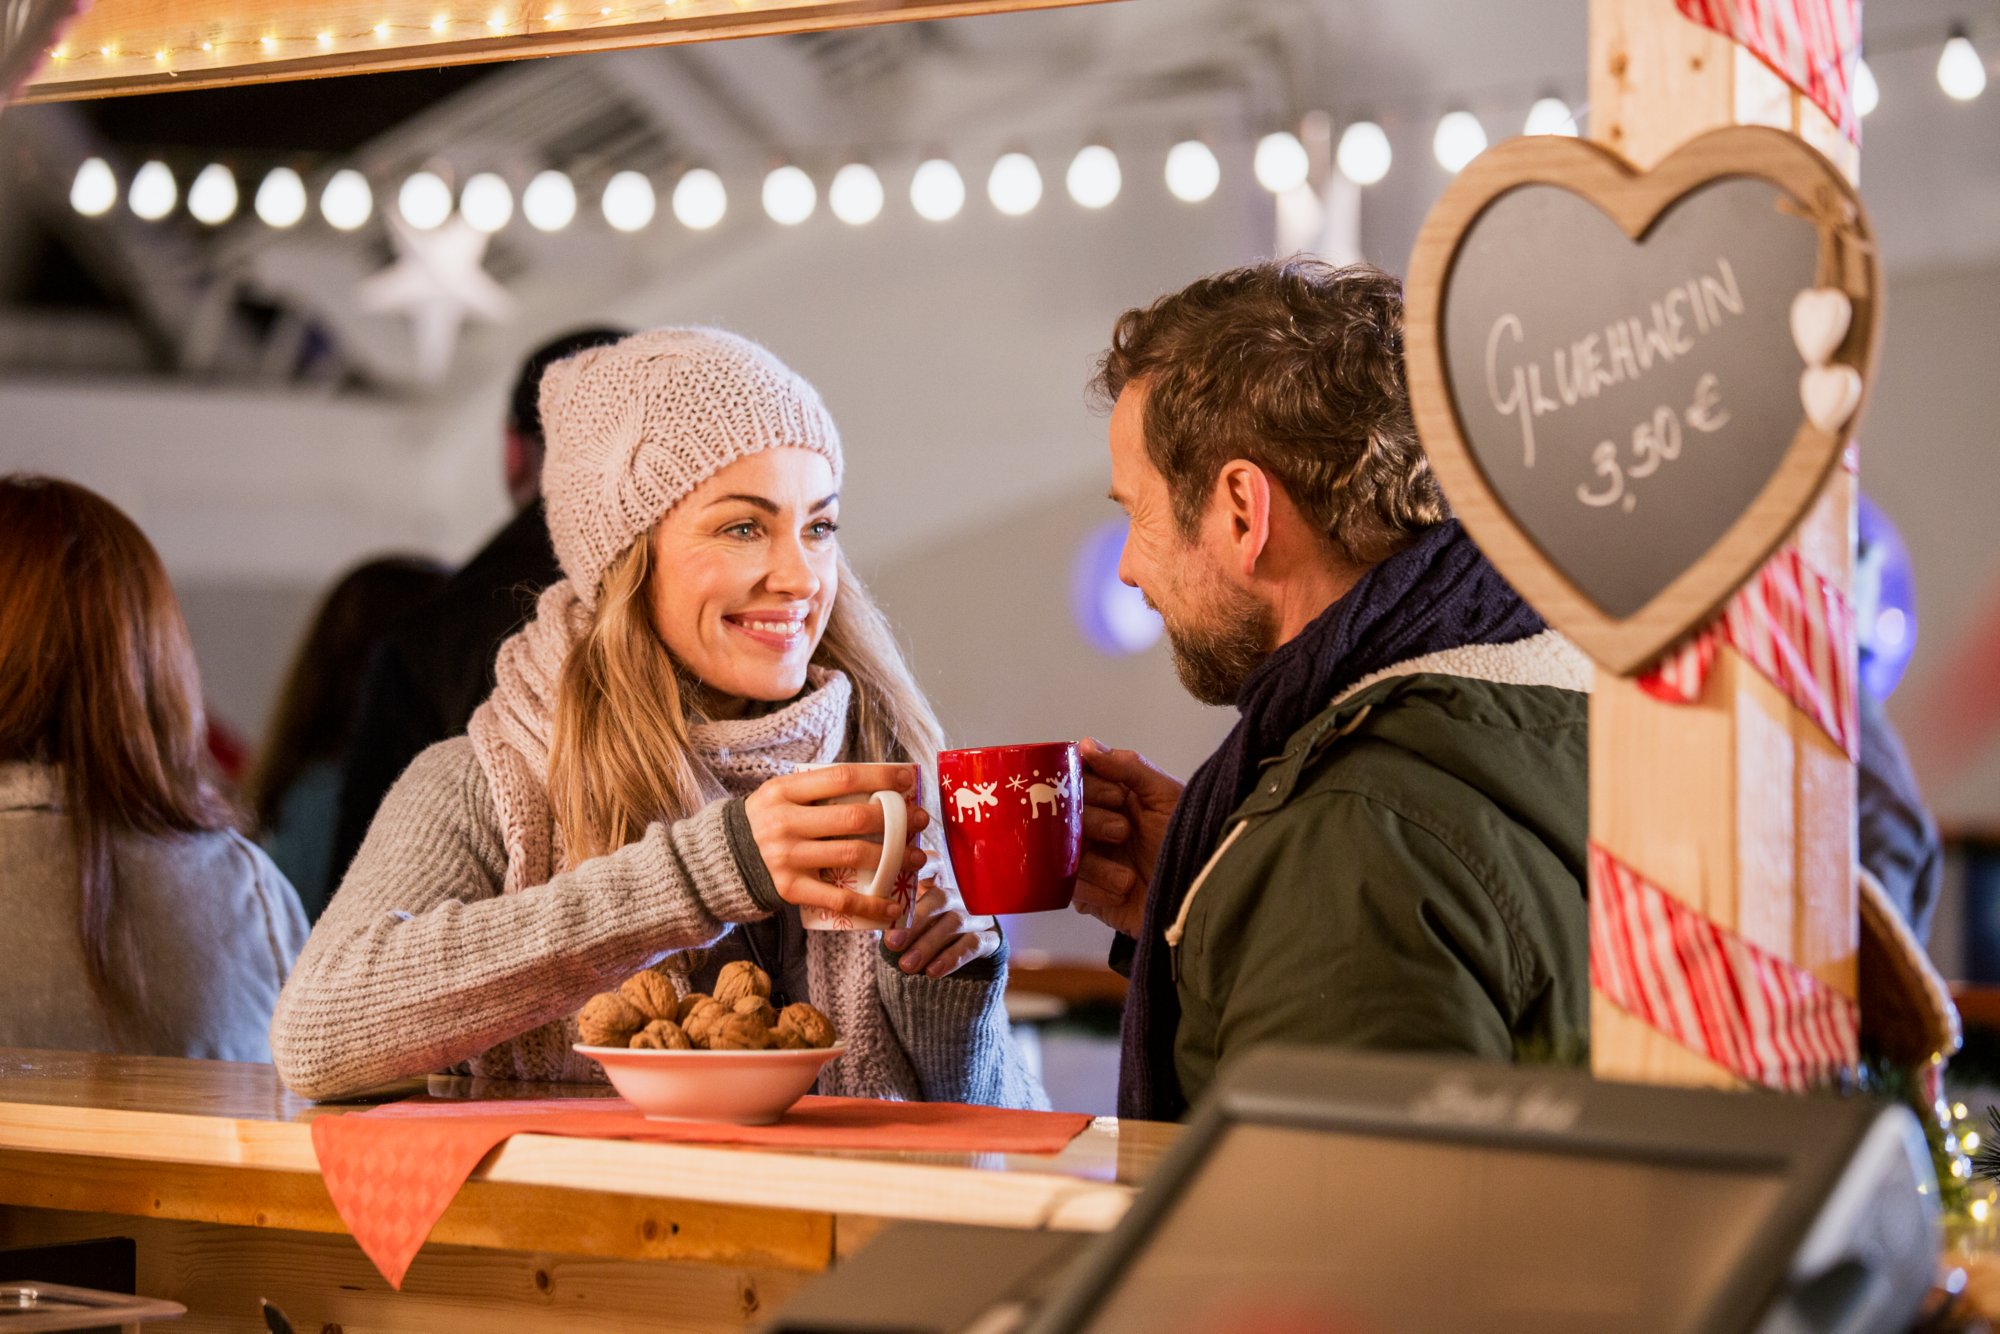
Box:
[1117,520,1547,1121]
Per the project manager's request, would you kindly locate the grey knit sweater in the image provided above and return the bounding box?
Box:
[270,735,1046,1108]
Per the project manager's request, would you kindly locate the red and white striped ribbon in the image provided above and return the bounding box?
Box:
[1638,544,1859,760]
[1590,843,1858,1091]
[1674,0,1862,143]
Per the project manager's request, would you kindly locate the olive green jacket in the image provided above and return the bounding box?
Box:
[1170,631,1594,1107]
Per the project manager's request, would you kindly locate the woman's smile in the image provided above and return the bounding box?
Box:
[723,606,813,651]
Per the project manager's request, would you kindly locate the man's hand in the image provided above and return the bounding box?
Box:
[1074,737,1184,939]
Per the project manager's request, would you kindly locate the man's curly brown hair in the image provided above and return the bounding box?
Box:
[1091,258,1446,567]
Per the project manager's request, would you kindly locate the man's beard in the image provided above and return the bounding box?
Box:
[1157,576,1276,707]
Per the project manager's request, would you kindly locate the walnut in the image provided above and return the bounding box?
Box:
[775,1002,837,1050]
[630,1018,694,1051]
[709,1012,775,1050]
[681,998,730,1049]
[676,991,713,1024]
[578,992,646,1048]
[732,995,776,1030]
[713,960,772,1008]
[619,970,680,1022]
[773,1029,810,1050]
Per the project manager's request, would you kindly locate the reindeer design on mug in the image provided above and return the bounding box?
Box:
[1025,772,1072,819]
[951,782,999,823]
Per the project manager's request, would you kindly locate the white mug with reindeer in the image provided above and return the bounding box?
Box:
[789,761,920,931]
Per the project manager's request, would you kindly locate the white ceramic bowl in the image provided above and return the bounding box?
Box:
[574,1044,845,1124]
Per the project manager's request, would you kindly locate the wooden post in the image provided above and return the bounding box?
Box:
[1587,0,1859,1088]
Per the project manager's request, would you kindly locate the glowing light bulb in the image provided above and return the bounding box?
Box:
[1336,121,1391,185]
[398,170,453,229]
[321,170,373,230]
[601,170,655,232]
[188,163,238,224]
[1065,145,1121,209]
[672,168,727,230]
[910,159,965,221]
[128,160,177,221]
[987,152,1042,216]
[459,172,513,233]
[1939,30,1986,102]
[255,166,307,227]
[70,157,117,217]
[431,14,448,30]
[1163,140,1220,203]
[762,165,816,225]
[1854,58,1879,117]
[828,163,882,225]
[260,35,276,51]
[317,31,333,46]
[1523,96,1578,136]
[1433,110,1487,173]
[1253,131,1309,193]
[522,170,577,232]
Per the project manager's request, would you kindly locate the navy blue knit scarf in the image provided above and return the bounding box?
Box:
[1116,519,1545,1121]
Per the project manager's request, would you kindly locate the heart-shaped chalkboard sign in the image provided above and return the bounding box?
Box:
[1406,126,1879,675]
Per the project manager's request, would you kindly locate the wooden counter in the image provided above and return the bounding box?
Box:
[0,1049,1174,1332]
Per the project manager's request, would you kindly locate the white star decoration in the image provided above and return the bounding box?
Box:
[357,214,515,382]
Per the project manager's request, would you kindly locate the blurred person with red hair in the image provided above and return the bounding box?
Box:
[0,475,307,1059]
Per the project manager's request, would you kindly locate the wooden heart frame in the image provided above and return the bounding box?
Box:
[1404,125,1880,676]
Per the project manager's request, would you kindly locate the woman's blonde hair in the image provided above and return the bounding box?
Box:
[547,537,942,864]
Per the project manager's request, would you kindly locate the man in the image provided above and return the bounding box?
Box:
[1074,260,1592,1122]
[330,327,628,878]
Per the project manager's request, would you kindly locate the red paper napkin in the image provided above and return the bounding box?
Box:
[311,1095,1094,1287]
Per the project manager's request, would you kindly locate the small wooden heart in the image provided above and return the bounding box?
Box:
[1406,126,1878,675]
[1790,287,1853,366]
[1801,364,1863,432]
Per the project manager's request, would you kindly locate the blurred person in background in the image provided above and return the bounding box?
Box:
[331,326,630,883]
[247,555,449,922]
[0,475,307,1060]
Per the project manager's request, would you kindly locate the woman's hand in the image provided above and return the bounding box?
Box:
[743,763,927,925]
[884,876,1000,978]
[1073,737,1184,938]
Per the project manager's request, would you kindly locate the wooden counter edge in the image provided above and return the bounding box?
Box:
[0,1100,1139,1235]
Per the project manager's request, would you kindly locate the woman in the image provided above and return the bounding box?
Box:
[248,555,449,921]
[273,329,1043,1108]
[0,476,308,1060]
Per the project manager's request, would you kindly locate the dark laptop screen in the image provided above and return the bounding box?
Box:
[1083,1122,1789,1334]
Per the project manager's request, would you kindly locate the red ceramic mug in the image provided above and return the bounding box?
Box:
[937,742,1082,915]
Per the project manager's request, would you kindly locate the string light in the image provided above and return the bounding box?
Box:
[1433,110,1487,173]
[828,162,882,225]
[70,157,117,217]
[459,171,513,232]
[1336,120,1392,185]
[255,166,308,226]
[188,163,238,224]
[602,170,656,231]
[398,170,453,228]
[987,152,1042,216]
[1854,58,1879,117]
[1523,95,1579,136]
[128,160,177,220]
[910,158,965,221]
[1253,131,1308,193]
[1163,139,1219,203]
[321,169,374,230]
[762,165,816,225]
[672,168,727,230]
[1939,26,1986,102]
[522,169,577,231]
[1065,145,1120,209]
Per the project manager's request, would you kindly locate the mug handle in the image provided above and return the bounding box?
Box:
[864,790,908,902]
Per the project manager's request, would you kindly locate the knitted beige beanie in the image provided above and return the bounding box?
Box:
[538,326,844,602]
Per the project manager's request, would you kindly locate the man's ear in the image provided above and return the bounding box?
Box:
[1213,459,1272,578]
